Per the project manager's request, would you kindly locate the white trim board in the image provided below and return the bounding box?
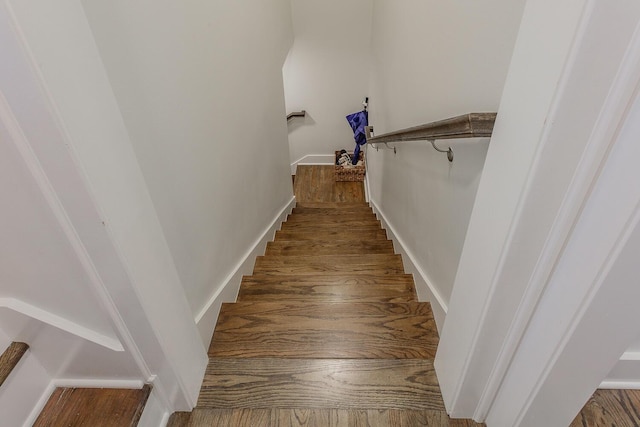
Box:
[290,154,335,174]
[0,298,123,352]
[138,388,170,427]
[195,196,296,348]
[369,199,447,333]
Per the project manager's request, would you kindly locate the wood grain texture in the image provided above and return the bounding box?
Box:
[275,229,387,241]
[0,342,28,388]
[280,219,381,230]
[209,301,437,359]
[294,166,365,203]
[238,274,417,303]
[292,206,373,215]
[266,240,394,256]
[199,358,445,410]
[34,385,151,427]
[571,389,640,427]
[167,412,191,427]
[296,202,370,209]
[284,213,378,224]
[169,409,484,427]
[253,254,404,275]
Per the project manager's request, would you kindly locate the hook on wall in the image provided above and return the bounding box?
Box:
[429,139,453,162]
[384,143,397,154]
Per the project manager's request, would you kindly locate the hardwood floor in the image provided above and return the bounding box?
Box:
[33,386,151,427]
[169,166,484,426]
[571,389,640,427]
[293,165,365,203]
[0,342,28,387]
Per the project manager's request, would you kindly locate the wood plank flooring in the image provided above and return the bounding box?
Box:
[33,386,151,427]
[0,341,28,388]
[293,165,364,203]
[199,359,443,410]
[209,302,438,359]
[168,166,483,426]
[571,389,640,427]
[169,409,481,427]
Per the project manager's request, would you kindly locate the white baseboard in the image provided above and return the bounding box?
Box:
[24,381,55,427]
[599,380,640,389]
[600,352,640,389]
[194,196,296,348]
[369,199,448,334]
[290,154,335,174]
[0,298,123,352]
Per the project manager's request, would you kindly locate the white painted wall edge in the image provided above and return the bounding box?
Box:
[195,196,296,347]
[290,154,335,174]
[138,388,169,427]
[24,382,55,427]
[369,199,447,334]
[0,298,123,351]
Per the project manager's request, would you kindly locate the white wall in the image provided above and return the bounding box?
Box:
[283,0,372,167]
[0,112,118,346]
[366,0,526,324]
[81,0,295,343]
[4,0,212,413]
[433,0,640,423]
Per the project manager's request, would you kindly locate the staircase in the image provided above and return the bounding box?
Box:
[168,196,478,426]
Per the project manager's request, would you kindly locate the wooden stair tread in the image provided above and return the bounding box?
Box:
[238,274,417,303]
[285,213,377,223]
[198,358,445,411]
[254,254,404,274]
[169,408,484,427]
[296,202,370,209]
[280,220,381,230]
[280,222,382,233]
[0,342,28,388]
[243,273,415,284]
[253,254,404,275]
[33,385,151,427]
[293,206,374,214]
[275,229,387,241]
[209,302,437,359]
[265,240,394,256]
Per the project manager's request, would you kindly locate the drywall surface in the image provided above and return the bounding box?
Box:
[366,0,526,312]
[0,114,117,342]
[6,0,209,409]
[82,1,294,324]
[283,0,373,166]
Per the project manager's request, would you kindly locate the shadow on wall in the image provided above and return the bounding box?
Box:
[287,112,316,133]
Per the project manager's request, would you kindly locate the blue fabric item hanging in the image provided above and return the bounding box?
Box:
[346,110,368,165]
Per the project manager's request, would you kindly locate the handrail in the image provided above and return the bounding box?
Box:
[365,112,496,162]
[287,110,306,121]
